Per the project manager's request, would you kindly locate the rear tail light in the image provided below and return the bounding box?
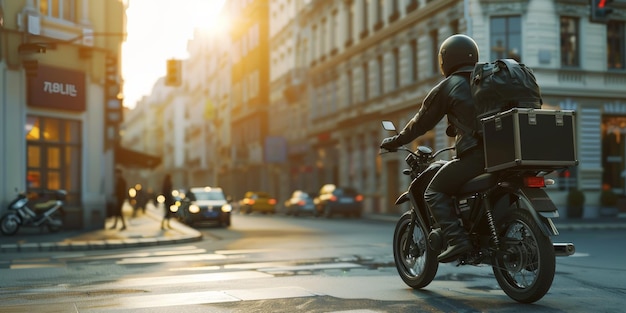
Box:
[269,198,277,205]
[297,200,305,206]
[524,176,546,188]
[330,195,338,202]
[355,195,364,202]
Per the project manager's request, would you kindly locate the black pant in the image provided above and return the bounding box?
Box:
[424,147,485,225]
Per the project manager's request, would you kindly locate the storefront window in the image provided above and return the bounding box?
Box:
[602,116,626,194]
[26,116,82,205]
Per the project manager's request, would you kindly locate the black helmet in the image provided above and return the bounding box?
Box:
[438,34,479,77]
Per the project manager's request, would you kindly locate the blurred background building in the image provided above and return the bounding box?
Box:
[126,0,626,218]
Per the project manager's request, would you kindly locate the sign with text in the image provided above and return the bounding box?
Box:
[28,65,86,112]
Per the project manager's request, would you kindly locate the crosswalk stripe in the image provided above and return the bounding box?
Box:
[114,270,273,287]
[116,286,319,309]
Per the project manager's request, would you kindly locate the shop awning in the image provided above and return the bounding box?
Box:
[115,145,161,169]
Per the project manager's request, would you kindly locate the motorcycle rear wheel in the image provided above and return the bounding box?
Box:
[492,209,555,303]
[0,213,21,236]
[393,211,438,289]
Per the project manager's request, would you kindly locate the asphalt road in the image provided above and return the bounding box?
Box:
[0,213,624,312]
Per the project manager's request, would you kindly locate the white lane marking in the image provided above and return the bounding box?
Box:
[116,286,319,309]
[115,270,272,287]
[261,262,362,273]
[215,249,277,255]
[116,253,234,264]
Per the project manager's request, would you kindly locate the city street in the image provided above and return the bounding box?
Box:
[0,213,625,312]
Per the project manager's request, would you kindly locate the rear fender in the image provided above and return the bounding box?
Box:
[509,187,560,237]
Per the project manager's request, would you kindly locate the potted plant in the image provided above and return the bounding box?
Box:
[599,188,619,217]
[566,188,585,218]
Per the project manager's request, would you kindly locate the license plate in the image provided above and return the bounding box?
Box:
[204,211,218,217]
[339,198,353,203]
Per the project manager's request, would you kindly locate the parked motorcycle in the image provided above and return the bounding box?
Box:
[381,121,575,303]
[0,189,66,236]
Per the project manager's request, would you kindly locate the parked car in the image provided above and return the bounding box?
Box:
[176,187,232,227]
[284,190,316,216]
[240,191,277,214]
[314,184,363,218]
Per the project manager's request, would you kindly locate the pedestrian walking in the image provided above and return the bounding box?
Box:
[161,174,175,229]
[110,168,127,230]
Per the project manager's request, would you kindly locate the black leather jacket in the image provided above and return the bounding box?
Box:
[393,65,480,157]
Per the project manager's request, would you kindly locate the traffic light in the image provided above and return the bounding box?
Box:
[166,59,182,86]
[104,53,123,150]
[590,0,614,23]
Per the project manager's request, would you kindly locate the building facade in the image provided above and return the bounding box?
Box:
[0,0,127,229]
[123,0,626,218]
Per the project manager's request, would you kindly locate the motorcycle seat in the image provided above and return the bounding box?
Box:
[458,173,498,196]
[34,200,60,210]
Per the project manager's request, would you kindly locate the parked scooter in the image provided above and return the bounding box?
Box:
[0,189,66,236]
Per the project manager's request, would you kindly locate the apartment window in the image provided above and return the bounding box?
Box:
[377,55,384,96]
[321,18,327,59]
[40,0,76,21]
[347,69,353,106]
[26,116,81,206]
[331,11,339,54]
[311,25,318,63]
[491,16,522,61]
[430,29,439,75]
[346,1,354,47]
[361,0,369,39]
[608,21,625,70]
[374,0,384,31]
[393,48,400,89]
[560,17,580,67]
[410,39,418,83]
[363,61,369,101]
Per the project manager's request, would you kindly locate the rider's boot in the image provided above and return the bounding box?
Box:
[438,222,472,261]
[425,191,472,261]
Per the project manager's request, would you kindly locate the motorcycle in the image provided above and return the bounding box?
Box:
[0,189,66,236]
[381,120,575,303]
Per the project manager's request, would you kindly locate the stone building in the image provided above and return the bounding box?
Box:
[0,0,130,229]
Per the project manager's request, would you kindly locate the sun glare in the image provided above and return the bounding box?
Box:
[122,0,227,109]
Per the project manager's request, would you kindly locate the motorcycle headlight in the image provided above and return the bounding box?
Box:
[221,204,232,213]
[189,204,200,214]
[169,205,179,213]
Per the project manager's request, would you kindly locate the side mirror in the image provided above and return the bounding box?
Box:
[382,120,396,132]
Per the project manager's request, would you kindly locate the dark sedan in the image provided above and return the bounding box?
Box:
[314,184,363,218]
[284,190,316,216]
[177,187,232,227]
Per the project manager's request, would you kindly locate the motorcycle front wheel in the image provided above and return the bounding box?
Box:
[393,211,438,289]
[0,213,21,236]
[492,209,555,303]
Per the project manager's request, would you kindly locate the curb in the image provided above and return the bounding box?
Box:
[0,208,203,253]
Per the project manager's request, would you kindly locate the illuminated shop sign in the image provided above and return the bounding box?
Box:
[28,65,86,111]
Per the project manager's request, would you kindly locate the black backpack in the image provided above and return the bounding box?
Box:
[449,58,543,136]
[472,58,542,118]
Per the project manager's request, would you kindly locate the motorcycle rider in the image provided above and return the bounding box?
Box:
[380,34,484,261]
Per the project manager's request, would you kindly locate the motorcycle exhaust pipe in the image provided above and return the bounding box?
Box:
[553,242,575,256]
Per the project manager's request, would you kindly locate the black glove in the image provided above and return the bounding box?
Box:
[380,135,400,151]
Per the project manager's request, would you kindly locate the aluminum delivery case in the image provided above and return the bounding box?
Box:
[480,108,578,172]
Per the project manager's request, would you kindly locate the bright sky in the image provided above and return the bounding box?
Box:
[122,0,226,109]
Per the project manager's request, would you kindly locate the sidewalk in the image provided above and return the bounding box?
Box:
[0,202,202,253]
